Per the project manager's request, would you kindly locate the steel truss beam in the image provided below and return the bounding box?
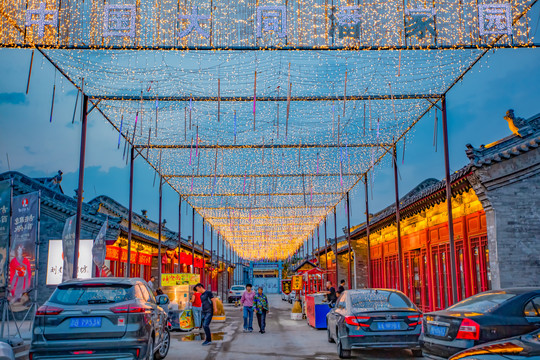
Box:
[94,94,441,102]
[186,191,343,197]
[135,143,389,149]
[200,205,327,209]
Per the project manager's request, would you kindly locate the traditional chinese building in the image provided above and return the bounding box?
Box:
[0,171,233,305]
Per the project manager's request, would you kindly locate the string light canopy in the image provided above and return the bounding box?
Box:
[1,0,536,260]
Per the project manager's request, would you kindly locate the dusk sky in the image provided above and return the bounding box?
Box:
[1,43,539,250]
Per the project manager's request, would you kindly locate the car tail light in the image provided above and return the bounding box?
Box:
[29,353,33,360]
[36,305,64,316]
[408,314,423,326]
[110,304,147,313]
[72,351,94,355]
[456,318,480,340]
[136,349,140,357]
[345,316,370,327]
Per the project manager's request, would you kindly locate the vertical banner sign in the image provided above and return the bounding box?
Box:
[0,180,11,291]
[92,219,108,277]
[9,192,39,309]
[62,215,76,282]
[291,275,303,291]
[281,279,292,295]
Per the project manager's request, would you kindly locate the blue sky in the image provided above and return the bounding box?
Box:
[1,45,539,253]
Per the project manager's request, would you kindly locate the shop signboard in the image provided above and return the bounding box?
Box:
[47,239,93,285]
[161,273,200,286]
[281,279,292,294]
[291,275,303,291]
[0,180,11,291]
[9,192,39,309]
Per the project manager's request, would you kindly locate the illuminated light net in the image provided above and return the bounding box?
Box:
[0,0,536,260]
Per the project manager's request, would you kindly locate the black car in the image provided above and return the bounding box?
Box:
[327,289,423,359]
[420,287,540,359]
[30,277,170,360]
[449,328,540,360]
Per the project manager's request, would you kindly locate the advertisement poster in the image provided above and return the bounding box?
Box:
[281,279,292,294]
[161,273,200,286]
[0,180,11,291]
[46,239,93,285]
[9,192,39,310]
[61,215,76,282]
[92,219,108,276]
[291,275,303,291]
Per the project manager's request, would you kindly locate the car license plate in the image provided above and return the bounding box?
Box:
[429,325,447,337]
[377,321,401,330]
[70,317,102,328]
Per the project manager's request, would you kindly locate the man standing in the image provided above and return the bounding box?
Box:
[324,281,337,307]
[147,275,155,292]
[337,279,346,296]
[240,283,255,332]
[254,286,269,334]
[195,283,218,346]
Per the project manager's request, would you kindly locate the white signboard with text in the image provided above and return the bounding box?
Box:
[46,239,93,285]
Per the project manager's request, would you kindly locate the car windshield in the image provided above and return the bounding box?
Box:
[232,286,245,291]
[349,290,415,312]
[50,284,135,305]
[447,292,516,313]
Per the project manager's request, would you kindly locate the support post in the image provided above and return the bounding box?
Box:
[217,232,220,295]
[334,208,338,287]
[442,97,458,305]
[157,176,163,287]
[317,226,321,267]
[126,146,134,277]
[364,174,372,287]
[324,219,328,278]
[210,226,213,289]
[346,192,352,289]
[192,208,195,274]
[202,218,205,287]
[73,94,88,279]
[393,145,405,291]
[178,197,182,273]
[311,233,315,261]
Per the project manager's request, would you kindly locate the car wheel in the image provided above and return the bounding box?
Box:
[411,349,423,357]
[155,328,170,360]
[337,338,351,359]
[327,328,335,343]
[145,336,154,360]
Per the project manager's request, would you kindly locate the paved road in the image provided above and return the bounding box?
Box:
[168,294,424,360]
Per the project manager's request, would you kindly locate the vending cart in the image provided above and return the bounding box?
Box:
[160,273,200,331]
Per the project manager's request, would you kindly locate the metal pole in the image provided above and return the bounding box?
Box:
[126,146,134,277]
[311,233,315,262]
[334,208,338,287]
[217,232,220,294]
[324,219,328,278]
[73,94,88,279]
[192,208,195,274]
[317,226,321,267]
[442,97,458,305]
[221,236,225,300]
[393,145,405,291]
[210,226,213,289]
[178,197,182,273]
[202,218,205,287]
[346,192,352,289]
[158,177,163,287]
[364,174,372,287]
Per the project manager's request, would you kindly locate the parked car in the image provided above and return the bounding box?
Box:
[420,287,540,360]
[288,290,297,304]
[326,289,423,359]
[449,328,540,360]
[30,277,170,360]
[228,285,246,303]
[281,292,289,301]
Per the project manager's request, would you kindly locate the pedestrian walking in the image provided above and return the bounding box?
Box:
[324,281,337,307]
[147,275,155,292]
[194,283,218,346]
[337,279,346,296]
[190,285,202,331]
[240,283,255,332]
[254,286,269,334]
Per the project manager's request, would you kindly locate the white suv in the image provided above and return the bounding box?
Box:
[228,285,246,303]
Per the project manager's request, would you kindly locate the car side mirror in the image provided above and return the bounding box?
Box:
[156,295,170,305]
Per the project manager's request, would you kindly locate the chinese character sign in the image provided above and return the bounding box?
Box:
[257,6,287,38]
[9,192,39,309]
[331,6,362,40]
[62,215,76,282]
[405,8,436,39]
[281,279,292,294]
[479,4,512,36]
[179,7,211,39]
[291,275,303,291]
[103,5,136,37]
[25,2,58,39]
[0,180,11,289]
[46,239,94,285]
[161,273,200,286]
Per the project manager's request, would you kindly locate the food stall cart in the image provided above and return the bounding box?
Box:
[298,267,330,329]
[160,273,200,331]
